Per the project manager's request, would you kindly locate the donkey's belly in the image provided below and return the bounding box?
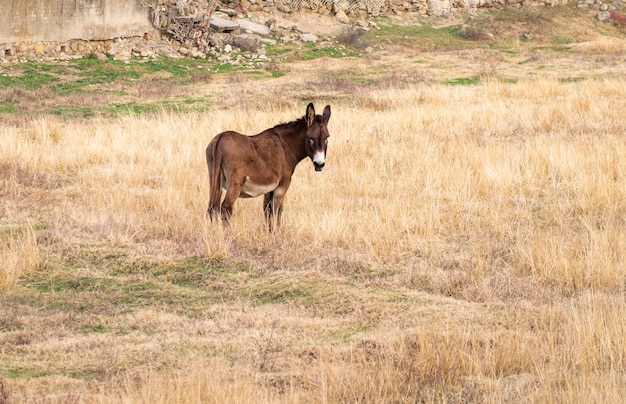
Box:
[240,176,278,198]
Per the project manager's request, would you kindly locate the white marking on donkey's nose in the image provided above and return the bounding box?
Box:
[313,151,325,166]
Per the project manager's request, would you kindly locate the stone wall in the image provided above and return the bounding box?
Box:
[0,0,155,44]
[2,0,618,61]
[222,0,572,18]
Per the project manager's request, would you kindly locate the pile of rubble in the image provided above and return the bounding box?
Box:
[146,0,218,52]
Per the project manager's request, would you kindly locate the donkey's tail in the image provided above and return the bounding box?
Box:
[206,136,223,220]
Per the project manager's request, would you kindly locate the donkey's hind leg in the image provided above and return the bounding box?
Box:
[207,201,221,222]
[220,181,243,226]
[206,185,222,222]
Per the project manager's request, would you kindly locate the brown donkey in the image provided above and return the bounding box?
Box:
[206,103,331,230]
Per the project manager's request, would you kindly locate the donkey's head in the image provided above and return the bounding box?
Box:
[304,103,331,172]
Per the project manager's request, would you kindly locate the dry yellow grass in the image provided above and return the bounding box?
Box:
[0,224,44,290]
[2,30,626,403]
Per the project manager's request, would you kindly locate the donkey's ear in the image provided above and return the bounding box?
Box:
[306,103,315,126]
[322,105,331,123]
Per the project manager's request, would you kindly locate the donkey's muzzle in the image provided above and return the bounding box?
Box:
[312,151,325,172]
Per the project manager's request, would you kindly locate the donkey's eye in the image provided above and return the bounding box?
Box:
[308,138,314,146]
[324,138,328,146]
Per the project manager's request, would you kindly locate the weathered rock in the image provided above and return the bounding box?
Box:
[236,18,271,35]
[191,49,206,57]
[93,51,108,61]
[336,10,350,24]
[232,34,261,51]
[258,37,277,45]
[209,33,230,47]
[300,33,317,42]
[210,15,240,32]
[219,8,239,17]
[278,5,292,13]
[113,49,131,61]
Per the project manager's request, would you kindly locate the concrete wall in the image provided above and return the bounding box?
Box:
[0,0,155,44]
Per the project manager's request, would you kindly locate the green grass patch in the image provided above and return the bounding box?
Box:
[50,105,95,118]
[338,326,372,342]
[0,101,17,113]
[441,77,480,86]
[16,254,238,317]
[561,77,586,83]
[180,97,208,105]
[0,365,49,379]
[298,46,361,60]
[247,273,348,308]
[107,102,163,116]
[264,44,294,57]
[242,69,268,76]
[82,60,135,82]
[81,322,111,334]
[551,36,573,45]
[55,97,213,117]
[105,98,211,116]
[1,56,218,96]
[541,45,572,53]
[160,257,232,288]
[139,59,192,78]
[0,68,58,90]
[27,274,118,293]
[388,293,410,303]
[51,80,94,95]
[252,279,320,306]
[365,22,467,50]
[212,63,235,73]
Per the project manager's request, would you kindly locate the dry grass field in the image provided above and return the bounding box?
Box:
[2,6,626,403]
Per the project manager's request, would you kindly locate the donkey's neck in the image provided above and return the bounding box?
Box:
[275,121,308,168]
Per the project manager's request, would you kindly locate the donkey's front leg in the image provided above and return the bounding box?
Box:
[263,192,275,232]
[270,181,291,231]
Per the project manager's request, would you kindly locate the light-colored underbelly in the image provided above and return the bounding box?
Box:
[240,176,278,198]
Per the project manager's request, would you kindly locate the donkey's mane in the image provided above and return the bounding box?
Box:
[272,114,324,132]
[272,116,307,131]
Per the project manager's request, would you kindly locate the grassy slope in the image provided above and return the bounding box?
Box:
[2,5,626,402]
